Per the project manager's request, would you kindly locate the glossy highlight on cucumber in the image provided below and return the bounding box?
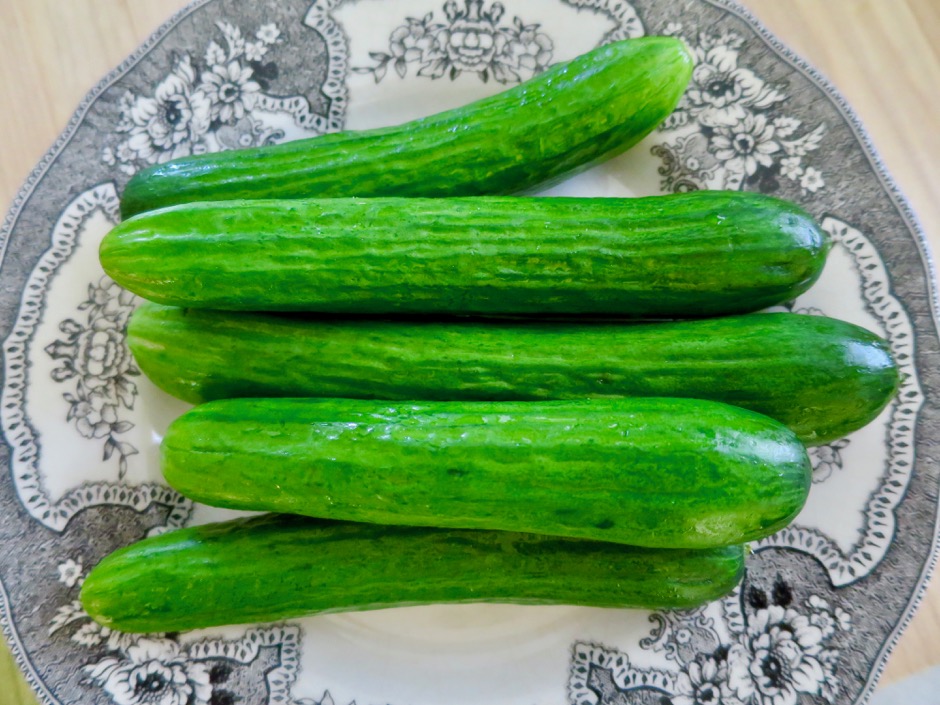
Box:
[129,308,899,445]
[80,513,746,633]
[119,37,693,217]
[102,192,829,316]
[161,397,811,549]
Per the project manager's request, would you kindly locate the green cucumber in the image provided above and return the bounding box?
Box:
[81,513,746,633]
[130,307,899,445]
[161,397,810,549]
[119,37,693,218]
[102,192,828,316]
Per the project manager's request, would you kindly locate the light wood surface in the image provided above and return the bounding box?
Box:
[0,1,938,702]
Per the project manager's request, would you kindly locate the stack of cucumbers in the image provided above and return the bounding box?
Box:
[80,37,899,634]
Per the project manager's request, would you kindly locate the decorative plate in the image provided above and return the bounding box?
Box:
[1,1,937,704]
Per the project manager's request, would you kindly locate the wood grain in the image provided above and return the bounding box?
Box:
[0,1,938,702]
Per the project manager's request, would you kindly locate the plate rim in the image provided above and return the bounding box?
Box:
[702,1,940,698]
[1,0,938,702]
[0,5,219,700]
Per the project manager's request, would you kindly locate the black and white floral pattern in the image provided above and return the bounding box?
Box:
[652,25,826,194]
[48,560,204,705]
[571,578,852,705]
[672,657,733,705]
[727,604,834,705]
[85,639,213,705]
[353,0,554,84]
[1,1,937,704]
[48,557,302,705]
[102,21,288,175]
[808,439,852,484]
[45,277,140,478]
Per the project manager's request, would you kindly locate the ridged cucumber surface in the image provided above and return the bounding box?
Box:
[130,308,899,445]
[102,192,829,316]
[81,513,746,633]
[119,38,693,218]
[161,397,810,549]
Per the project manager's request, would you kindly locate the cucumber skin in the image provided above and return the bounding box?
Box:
[130,308,899,446]
[80,513,746,633]
[101,192,829,317]
[161,397,810,550]
[119,38,693,218]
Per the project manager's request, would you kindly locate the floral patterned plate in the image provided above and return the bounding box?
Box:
[1,1,938,704]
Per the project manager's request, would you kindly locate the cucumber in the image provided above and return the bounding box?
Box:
[119,37,693,218]
[80,513,747,633]
[130,307,899,445]
[102,192,828,316]
[161,397,810,549]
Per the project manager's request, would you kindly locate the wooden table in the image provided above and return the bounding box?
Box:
[1,1,938,702]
